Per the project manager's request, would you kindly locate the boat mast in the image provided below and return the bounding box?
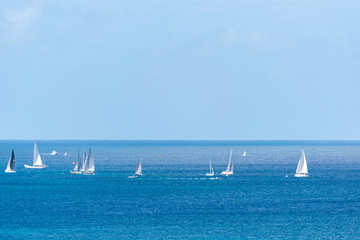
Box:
[226,149,233,172]
[231,150,234,172]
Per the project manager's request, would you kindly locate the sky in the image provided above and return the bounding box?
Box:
[0,0,359,140]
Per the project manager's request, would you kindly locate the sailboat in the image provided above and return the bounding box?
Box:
[205,159,214,176]
[221,149,234,175]
[243,151,247,157]
[83,148,95,175]
[295,150,308,177]
[70,153,83,174]
[129,159,142,178]
[5,150,16,173]
[135,159,142,175]
[24,142,47,169]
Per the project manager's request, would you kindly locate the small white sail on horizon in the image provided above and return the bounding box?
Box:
[135,159,143,175]
[221,149,234,175]
[5,150,16,173]
[243,151,247,157]
[129,159,143,178]
[135,159,142,175]
[206,159,214,176]
[83,148,95,175]
[295,150,308,177]
[24,142,46,169]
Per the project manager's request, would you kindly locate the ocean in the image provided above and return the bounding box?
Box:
[1,140,360,239]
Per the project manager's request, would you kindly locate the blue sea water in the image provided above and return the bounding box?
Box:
[1,140,360,239]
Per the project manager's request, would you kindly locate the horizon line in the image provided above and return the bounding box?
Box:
[0,139,360,141]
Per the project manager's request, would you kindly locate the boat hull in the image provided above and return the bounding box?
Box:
[83,171,95,175]
[70,171,82,174]
[5,169,16,173]
[295,173,308,177]
[24,164,46,169]
[221,171,233,175]
[206,173,214,176]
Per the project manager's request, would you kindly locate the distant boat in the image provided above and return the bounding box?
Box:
[243,151,247,157]
[5,150,16,173]
[221,149,234,175]
[64,152,68,156]
[70,153,82,174]
[285,174,288,178]
[295,150,308,177]
[129,159,142,178]
[50,151,57,156]
[24,142,47,169]
[83,148,95,175]
[135,159,143,176]
[205,159,214,176]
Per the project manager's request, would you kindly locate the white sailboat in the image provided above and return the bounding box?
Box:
[295,150,308,177]
[24,142,46,169]
[129,159,142,178]
[135,159,143,175]
[221,149,234,175]
[243,151,247,157]
[83,148,95,175]
[205,159,214,176]
[5,150,16,173]
[70,153,82,174]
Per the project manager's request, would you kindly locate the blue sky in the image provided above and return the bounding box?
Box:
[0,0,359,140]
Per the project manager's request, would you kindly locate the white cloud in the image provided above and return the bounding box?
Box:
[223,28,238,45]
[3,0,43,41]
[222,29,266,45]
[243,31,264,44]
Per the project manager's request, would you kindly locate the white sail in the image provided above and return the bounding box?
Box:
[226,149,233,172]
[70,153,83,174]
[84,149,95,174]
[24,142,46,169]
[73,153,80,171]
[295,150,308,177]
[135,159,142,175]
[33,142,43,166]
[5,150,16,173]
[221,149,234,175]
[81,150,86,172]
[243,151,247,157]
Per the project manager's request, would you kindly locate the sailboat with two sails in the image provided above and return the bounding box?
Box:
[295,150,308,177]
[5,150,16,173]
[221,149,234,176]
[83,148,95,175]
[24,142,46,169]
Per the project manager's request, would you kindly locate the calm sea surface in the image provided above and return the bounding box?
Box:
[1,140,360,239]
